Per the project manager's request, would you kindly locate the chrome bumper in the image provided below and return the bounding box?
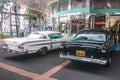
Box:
[60,53,108,65]
[2,46,25,54]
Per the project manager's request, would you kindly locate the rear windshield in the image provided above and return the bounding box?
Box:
[27,33,46,39]
[74,32,106,42]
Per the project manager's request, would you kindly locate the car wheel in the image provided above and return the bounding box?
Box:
[105,56,112,67]
[38,47,47,56]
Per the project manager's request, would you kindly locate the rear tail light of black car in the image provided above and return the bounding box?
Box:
[101,45,106,53]
[61,42,65,48]
[61,41,67,48]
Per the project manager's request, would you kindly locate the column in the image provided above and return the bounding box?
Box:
[68,0,72,36]
[85,0,91,29]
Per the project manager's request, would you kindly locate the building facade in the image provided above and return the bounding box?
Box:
[48,0,120,36]
[0,2,29,37]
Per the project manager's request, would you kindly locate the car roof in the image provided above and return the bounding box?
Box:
[32,31,60,35]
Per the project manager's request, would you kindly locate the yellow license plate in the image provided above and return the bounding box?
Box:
[76,50,85,56]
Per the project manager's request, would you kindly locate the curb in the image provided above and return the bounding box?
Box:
[0,39,3,42]
[0,36,10,42]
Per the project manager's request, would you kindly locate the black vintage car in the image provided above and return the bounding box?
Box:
[60,29,115,66]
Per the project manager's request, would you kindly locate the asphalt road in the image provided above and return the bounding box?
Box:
[0,42,120,80]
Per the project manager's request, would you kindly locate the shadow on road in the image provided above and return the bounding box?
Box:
[63,51,120,80]
[4,49,60,62]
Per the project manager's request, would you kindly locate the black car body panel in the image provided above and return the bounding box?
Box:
[60,29,114,66]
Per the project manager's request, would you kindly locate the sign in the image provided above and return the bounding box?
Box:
[95,22,105,25]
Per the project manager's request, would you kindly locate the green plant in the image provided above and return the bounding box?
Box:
[26,9,45,27]
[0,34,5,36]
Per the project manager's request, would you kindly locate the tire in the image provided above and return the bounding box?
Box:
[38,47,47,56]
[105,55,112,67]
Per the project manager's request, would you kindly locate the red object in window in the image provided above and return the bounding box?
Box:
[81,23,85,26]
[117,22,120,24]
[95,22,105,25]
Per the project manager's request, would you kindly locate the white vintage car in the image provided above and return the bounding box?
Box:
[3,31,71,56]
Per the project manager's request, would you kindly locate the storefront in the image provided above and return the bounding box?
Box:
[49,0,120,39]
[94,15,106,29]
[55,14,87,35]
[58,16,69,36]
[71,15,85,34]
[48,0,120,50]
[111,16,120,44]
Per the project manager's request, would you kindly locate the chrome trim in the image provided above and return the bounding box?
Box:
[60,53,107,65]
[2,46,26,54]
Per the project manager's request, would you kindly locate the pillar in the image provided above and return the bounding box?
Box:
[85,0,91,29]
[68,0,72,36]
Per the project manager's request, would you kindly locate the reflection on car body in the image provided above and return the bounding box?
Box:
[60,29,115,66]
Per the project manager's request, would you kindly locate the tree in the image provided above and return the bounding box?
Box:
[13,0,21,37]
[26,9,45,33]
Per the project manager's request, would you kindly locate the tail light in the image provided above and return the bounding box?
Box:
[18,45,24,49]
[101,46,106,53]
[61,42,65,48]
[4,43,8,46]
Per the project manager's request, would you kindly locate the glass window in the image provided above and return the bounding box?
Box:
[60,1,68,11]
[74,32,106,41]
[54,4,60,12]
[48,33,63,39]
[92,0,120,9]
[71,15,85,34]
[93,0,106,9]
[109,0,120,8]
[71,0,85,9]
[27,32,46,39]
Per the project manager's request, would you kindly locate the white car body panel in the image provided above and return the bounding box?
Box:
[3,31,71,54]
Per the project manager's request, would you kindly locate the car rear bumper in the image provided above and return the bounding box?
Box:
[60,53,108,65]
[2,46,25,54]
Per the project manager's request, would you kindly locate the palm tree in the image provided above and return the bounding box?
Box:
[26,9,45,32]
[12,0,20,37]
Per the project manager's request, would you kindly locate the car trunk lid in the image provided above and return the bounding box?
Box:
[63,40,105,59]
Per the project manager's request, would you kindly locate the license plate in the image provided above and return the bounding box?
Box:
[76,50,85,56]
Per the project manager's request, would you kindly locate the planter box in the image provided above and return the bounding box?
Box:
[0,36,10,39]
